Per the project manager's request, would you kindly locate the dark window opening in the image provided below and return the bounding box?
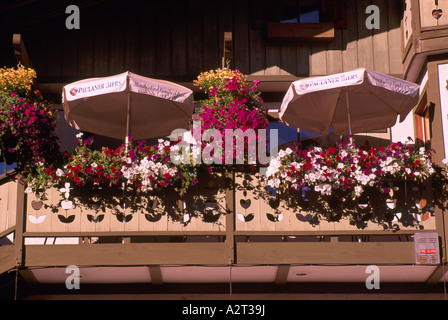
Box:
[251,0,347,29]
[280,0,321,23]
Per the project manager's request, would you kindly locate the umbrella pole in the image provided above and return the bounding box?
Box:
[125,91,131,154]
[345,88,353,143]
[123,87,131,218]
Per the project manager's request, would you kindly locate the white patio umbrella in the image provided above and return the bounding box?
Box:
[62,71,194,150]
[279,68,420,136]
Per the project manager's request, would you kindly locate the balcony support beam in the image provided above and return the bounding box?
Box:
[274,265,290,285]
[148,266,163,285]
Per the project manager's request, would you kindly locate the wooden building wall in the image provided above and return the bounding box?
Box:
[0,0,404,87]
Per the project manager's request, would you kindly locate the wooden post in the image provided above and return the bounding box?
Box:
[12,34,32,68]
[225,170,235,265]
[222,32,232,69]
[14,181,25,267]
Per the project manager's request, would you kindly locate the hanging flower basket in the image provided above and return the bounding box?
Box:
[0,65,60,177]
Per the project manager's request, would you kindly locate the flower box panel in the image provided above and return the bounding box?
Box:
[235,174,436,232]
[25,174,228,234]
[165,171,228,232]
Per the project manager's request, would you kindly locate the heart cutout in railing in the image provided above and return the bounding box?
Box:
[61,200,73,210]
[240,199,251,209]
[31,200,43,210]
[433,8,443,19]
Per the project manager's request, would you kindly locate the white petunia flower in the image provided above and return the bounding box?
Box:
[354,185,363,197]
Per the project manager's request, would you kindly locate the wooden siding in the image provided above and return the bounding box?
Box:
[1,0,404,86]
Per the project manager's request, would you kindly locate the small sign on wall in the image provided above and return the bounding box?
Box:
[414,232,440,265]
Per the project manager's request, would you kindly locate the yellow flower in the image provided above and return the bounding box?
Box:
[0,65,36,94]
[194,68,247,93]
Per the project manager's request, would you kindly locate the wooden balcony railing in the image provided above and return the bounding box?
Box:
[0,170,437,238]
[0,169,442,270]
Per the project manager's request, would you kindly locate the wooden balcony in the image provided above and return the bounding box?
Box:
[0,167,441,276]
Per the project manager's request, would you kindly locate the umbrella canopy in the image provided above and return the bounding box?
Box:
[62,71,194,141]
[278,68,420,136]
